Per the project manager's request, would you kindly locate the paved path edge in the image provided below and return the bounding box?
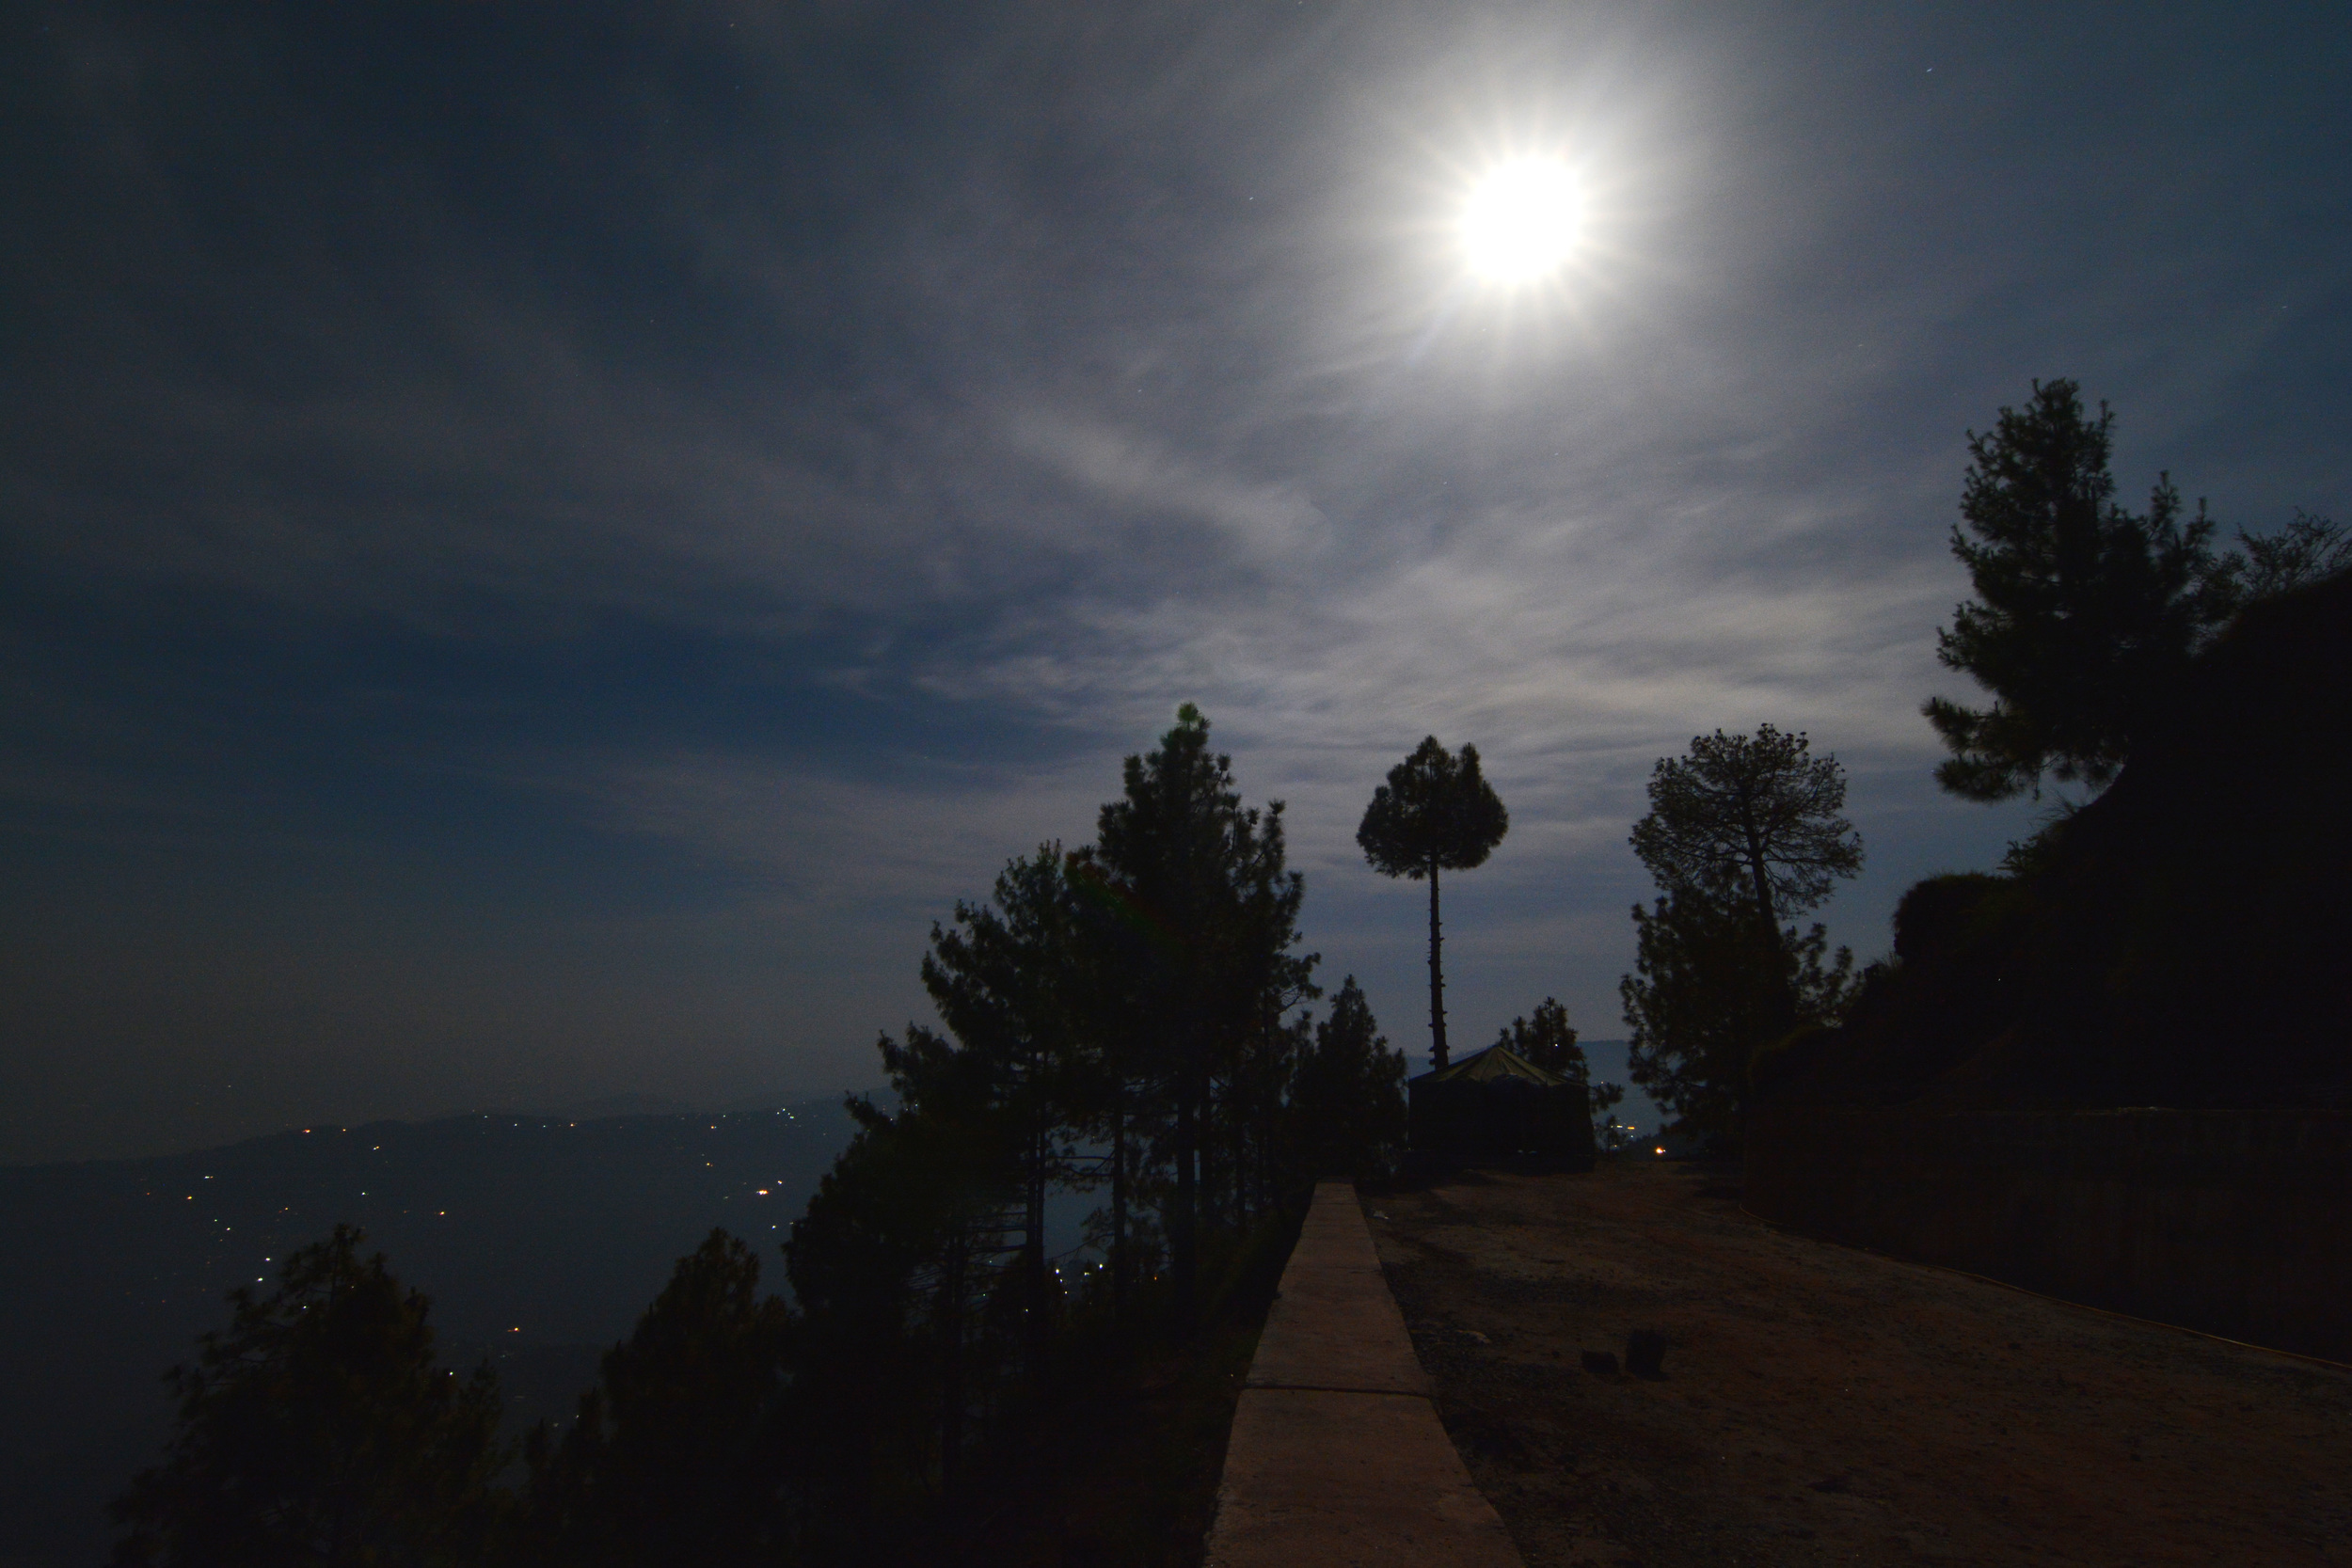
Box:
[1202,1181,1524,1568]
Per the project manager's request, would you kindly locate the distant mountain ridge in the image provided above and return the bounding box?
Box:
[515,1091,698,1118]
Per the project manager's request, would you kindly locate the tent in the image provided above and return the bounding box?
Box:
[1407,1043,1597,1171]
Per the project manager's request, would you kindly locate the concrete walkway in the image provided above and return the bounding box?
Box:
[1204,1181,1524,1568]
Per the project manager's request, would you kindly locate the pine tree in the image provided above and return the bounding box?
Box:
[1492,996,1580,1075]
[1618,893,1854,1146]
[110,1227,507,1568]
[1629,724,1861,1037]
[1288,976,1406,1182]
[522,1231,791,1567]
[1925,378,2228,800]
[1094,704,1314,1328]
[922,845,1094,1358]
[1357,737,1509,1069]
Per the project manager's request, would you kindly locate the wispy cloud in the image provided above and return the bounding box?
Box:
[4,0,2342,1155]
[560,749,1112,916]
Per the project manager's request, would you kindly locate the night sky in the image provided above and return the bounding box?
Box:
[5,3,2345,1164]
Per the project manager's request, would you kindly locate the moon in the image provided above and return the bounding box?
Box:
[1459,158,1581,284]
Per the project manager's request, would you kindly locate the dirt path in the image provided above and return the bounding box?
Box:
[1370,1162,2352,1567]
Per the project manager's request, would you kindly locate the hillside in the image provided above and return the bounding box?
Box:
[1769,572,2352,1112]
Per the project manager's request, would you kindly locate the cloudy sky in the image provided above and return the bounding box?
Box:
[4,2,2344,1163]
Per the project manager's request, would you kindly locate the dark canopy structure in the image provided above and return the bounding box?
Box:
[1407,1044,1597,1172]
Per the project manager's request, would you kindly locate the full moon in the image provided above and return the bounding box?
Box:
[1460,158,1581,284]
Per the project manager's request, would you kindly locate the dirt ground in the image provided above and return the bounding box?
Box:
[1370,1162,2352,1568]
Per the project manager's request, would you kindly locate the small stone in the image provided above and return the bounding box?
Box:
[1626,1330,1667,1377]
[1581,1350,1620,1374]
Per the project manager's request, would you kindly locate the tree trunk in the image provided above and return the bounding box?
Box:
[1110,1103,1128,1319]
[1200,1069,1220,1235]
[1172,1065,1198,1334]
[1024,1121,1047,1364]
[940,1228,967,1498]
[1427,860,1449,1069]
[1739,805,1797,1036]
[1235,1056,1255,1223]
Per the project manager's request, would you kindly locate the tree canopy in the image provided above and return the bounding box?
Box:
[1492,995,1580,1075]
[1923,378,2230,800]
[522,1232,792,1567]
[111,1227,507,1568]
[2231,509,2352,602]
[1096,702,1316,1323]
[1621,724,1862,1144]
[1619,893,1855,1146]
[1287,975,1407,1183]
[1629,724,1861,939]
[1357,736,1508,1069]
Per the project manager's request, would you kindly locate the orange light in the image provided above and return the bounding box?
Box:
[1653,1147,1665,1155]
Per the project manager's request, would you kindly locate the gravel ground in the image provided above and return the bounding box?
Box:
[1369,1161,2352,1567]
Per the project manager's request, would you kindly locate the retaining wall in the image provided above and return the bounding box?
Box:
[1745,1106,2352,1362]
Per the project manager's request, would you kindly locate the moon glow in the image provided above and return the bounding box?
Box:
[1459,158,1581,284]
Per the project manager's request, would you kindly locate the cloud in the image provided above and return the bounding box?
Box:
[1011,413,1333,565]
[560,749,1113,917]
[4,1,2344,1156]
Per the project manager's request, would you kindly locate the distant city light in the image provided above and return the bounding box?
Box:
[1654,1147,1665,1156]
